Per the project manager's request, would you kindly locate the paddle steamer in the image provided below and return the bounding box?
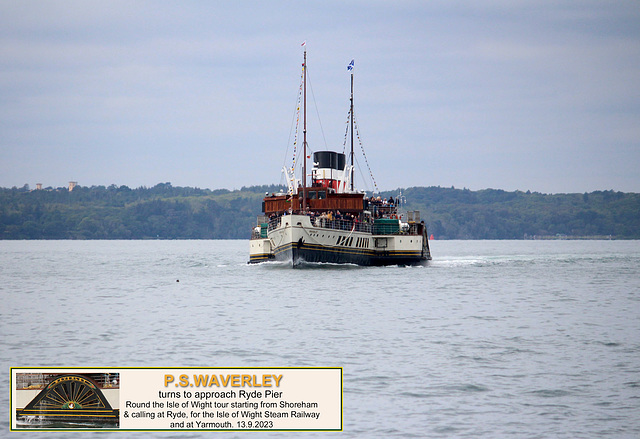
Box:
[249,49,431,266]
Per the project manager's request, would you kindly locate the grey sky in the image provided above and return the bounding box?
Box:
[1,1,639,194]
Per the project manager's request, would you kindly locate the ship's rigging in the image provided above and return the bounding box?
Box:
[281,49,378,197]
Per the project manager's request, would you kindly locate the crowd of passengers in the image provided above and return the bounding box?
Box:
[367,196,395,207]
[269,210,363,223]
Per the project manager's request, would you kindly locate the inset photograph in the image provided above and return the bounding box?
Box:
[15,372,119,429]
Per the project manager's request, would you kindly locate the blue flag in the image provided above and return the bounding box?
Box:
[347,59,354,71]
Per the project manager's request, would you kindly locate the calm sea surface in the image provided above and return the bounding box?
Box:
[1,240,639,438]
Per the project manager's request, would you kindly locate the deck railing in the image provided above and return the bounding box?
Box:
[265,214,422,236]
[312,217,373,233]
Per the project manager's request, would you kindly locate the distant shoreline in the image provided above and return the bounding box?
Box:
[524,235,614,240]
[2,184,639,240]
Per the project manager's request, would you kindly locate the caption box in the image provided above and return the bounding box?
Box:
[12,367,342,431]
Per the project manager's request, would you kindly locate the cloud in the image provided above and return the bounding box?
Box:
[1,1,639,193]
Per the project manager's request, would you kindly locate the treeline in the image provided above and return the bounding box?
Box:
[1,183,639,239]
[388,187,640,239]
[0,183,278,240]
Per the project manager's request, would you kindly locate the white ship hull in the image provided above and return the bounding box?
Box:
[250,214,430,266]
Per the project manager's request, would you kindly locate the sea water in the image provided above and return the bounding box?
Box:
[1,240,639,438]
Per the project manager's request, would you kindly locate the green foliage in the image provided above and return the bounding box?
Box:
[381,187,640,239]
[0,183,275,239]
[1,184,638,239]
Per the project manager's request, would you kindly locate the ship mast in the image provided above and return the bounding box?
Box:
[350,62,354,192]
[302,49,307,211]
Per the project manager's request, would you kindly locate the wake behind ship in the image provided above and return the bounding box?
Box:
[249,49,431,267]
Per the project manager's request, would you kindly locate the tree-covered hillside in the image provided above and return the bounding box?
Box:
[386,187,640,239]
[1,183,638,239]
[0,183,278,239]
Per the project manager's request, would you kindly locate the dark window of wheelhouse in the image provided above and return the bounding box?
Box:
[318,190,326,199]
